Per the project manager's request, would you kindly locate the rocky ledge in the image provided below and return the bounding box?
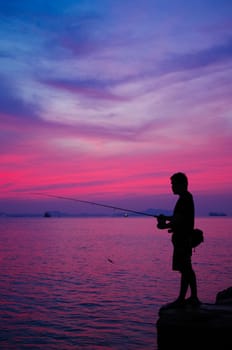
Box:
[156,287,232,349]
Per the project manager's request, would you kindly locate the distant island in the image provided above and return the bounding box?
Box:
[0,208,172,218]
[1,209,230,218]
[42,208,172,218]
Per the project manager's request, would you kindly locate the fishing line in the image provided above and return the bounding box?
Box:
[32,192,158,218]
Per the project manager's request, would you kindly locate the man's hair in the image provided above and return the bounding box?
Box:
[170,172,188,186]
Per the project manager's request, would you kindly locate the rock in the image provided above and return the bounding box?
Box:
[216,286,232,305]
[156,287,232,349]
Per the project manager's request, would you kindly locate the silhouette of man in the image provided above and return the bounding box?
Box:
[157,172,201,308]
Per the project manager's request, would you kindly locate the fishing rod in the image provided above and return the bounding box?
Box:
[32,193,158,218]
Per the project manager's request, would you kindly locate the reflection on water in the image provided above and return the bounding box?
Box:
[0,217,231,349]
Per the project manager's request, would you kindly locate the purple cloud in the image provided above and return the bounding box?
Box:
[0,76,41,120]
[161,37,232,73]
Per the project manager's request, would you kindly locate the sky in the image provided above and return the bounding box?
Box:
[0,0,232,216]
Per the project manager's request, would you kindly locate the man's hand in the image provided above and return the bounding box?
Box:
[156,214,167,229]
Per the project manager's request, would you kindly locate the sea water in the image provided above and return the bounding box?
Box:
[0,217,231,349]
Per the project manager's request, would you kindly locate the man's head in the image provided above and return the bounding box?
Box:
[170,172,188,194]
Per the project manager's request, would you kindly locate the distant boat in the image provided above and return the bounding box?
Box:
[43,210,62,217]
[209,212,227,217]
